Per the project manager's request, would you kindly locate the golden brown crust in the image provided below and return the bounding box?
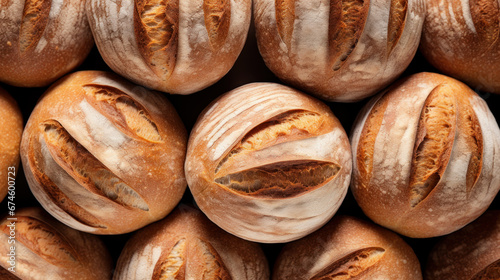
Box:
[0,87,23,202]
[88,0,251,94]
[329,0,370,71]
[350,72,500,238]
[253,0,424,101]
[275,0,295,51]
[204,0,231,51]
[186,82,352,243]
[425,211,500,280]
[409,85,456,207]
[0,208,112,280]
[20,71,187,234]
[387,0,407,54]
[19,0,51,53]
[272,215,422,280]
[0,0,94,87]
[134,0,179,79]
[114,205,269,280]
[421,0,500,93]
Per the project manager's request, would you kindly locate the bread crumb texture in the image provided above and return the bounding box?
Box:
[310,247,386,279]
[83,84,163,143]
[214,110,339,198]
[40,120,150,212]
[203,0,231,50]
[19,0,51,53]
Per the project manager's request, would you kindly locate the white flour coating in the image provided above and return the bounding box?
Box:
[460,0,477,33]
[292,0,330,79]
[79,100,127,148]
[37,137,99,232]
[48,0,64,19]
[35,37,48,53]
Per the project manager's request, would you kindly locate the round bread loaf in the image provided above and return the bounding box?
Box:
[425,210,500,280]
[253,0,425,102]
[86,0,251,94]
[0,207,112,280]
[185,82,352,243]
[0,0,93,87]
[114,204,269,280]
[0,87,23,202]
[350,72,500,238]
[273,215,422,280]
[20,71,187,234]
[420,0,500,94]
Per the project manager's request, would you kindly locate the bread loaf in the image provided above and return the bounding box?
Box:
[0,207,112,280]
[0,87,23,202]
[86,0,251,94]
[350,72,500,238]
[425,210,500,280]
[273,215,422,280]
[114,204,269,280]
[185,82,352,243]
[420,0,500,94]
[0,0,93,87]
[253,0,425,102]
[20,71,187,234]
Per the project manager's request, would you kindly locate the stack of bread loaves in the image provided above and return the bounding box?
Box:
[0,0,499,279]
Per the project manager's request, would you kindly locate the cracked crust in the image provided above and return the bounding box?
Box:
[185,82,352,243]
[273,215,422,280]
[350,72,500,238]
[113,205,269,280]
[20,71,187,234]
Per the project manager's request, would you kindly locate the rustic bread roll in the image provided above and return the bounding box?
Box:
[86,0,251,95]
[273,215,422,280]
[0,0,93,87]
[114,204,269,280]
[420,0,500,94]
[425,210,500,280]
[350,72,500,238]
[253,0,425,102]
[185,82,352,243]
[0,87,23,202]
[0,207,112,280]
[20,70,187,234]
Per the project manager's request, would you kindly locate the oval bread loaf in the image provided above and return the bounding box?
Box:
[114,204,270,280]
[350,72,500,238]
[425,210,500,280]
[253,0,425,102]
[0,0,94,87]
[421,0,500,94]
[0,207,112,280]
[185,82,352,243]
[86,0,251,94]
[273,215,422,280]
[20,71,187,234]
[0,87,23,202]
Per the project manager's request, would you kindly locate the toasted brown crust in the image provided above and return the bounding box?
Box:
[186,82,352,243]
[387,0,407,54]
[0,87,23,202]
[425,211,500,280]
[275,0,295,51]
[204,0,231,51]
[19,0,51,53]
[0,208,112,280]
[350,72,500,238]
[20,71,187,234]
[329,0,370,71]
[88,0,251,94]
[0,0,94,87]
[114,205,269,280]
[421,0,500,93]
[273,215,422,280]
[253,0,424,101]
[134,0,179,79]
